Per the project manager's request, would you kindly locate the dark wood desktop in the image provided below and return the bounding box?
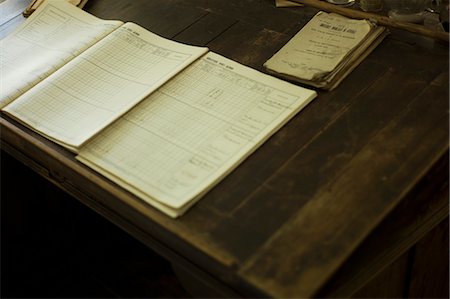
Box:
[1,0,448,297]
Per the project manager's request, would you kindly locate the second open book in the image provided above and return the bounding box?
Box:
[2,0,317,217]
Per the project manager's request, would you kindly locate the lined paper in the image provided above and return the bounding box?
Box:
[78,52,317,217]
[4,22,208,151]
[0,0,122,107]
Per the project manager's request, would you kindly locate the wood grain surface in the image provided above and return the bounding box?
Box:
[1,0,448,297]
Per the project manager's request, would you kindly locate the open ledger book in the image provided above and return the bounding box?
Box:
[264,11,388,90]
[1,0,317,217]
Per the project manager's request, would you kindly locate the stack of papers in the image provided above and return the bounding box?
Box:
[2,0,317,218]
[264,11,388,90]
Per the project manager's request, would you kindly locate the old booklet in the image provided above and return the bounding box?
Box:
[264,11,388,90]
[2,0,317,217]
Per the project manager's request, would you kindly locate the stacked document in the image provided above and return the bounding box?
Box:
[1,0,317,217]
[264,11,388,90]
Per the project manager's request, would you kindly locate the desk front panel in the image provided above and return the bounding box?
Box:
[1,0,448,297]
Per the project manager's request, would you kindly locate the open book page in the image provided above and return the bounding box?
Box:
[3,22,209,152]
[0,0,122,108]
[77,52,317,217]
[0,0,29,26]
[264,11,372,81]
[23,0,90,17]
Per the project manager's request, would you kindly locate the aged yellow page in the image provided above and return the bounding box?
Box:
[0,0,122,108]
[264,11,372,81]
[3,22,208,151]
[77,52,317,217]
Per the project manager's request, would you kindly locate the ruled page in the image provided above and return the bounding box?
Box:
[77,52,317,217]
[3,22,209,151]
[0,0,122,108]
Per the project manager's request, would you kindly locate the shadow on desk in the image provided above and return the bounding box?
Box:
[1,151,191,298]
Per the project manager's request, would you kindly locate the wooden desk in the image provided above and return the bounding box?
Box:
[1,0,448,297]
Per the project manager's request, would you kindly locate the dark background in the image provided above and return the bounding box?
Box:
[1,151,191,298]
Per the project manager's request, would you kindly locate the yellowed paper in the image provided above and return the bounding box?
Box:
[24,0,88,16]
[0,0,122,108]
[77,52,317,217]
[264,11,372,81]
[3,22,208,151]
